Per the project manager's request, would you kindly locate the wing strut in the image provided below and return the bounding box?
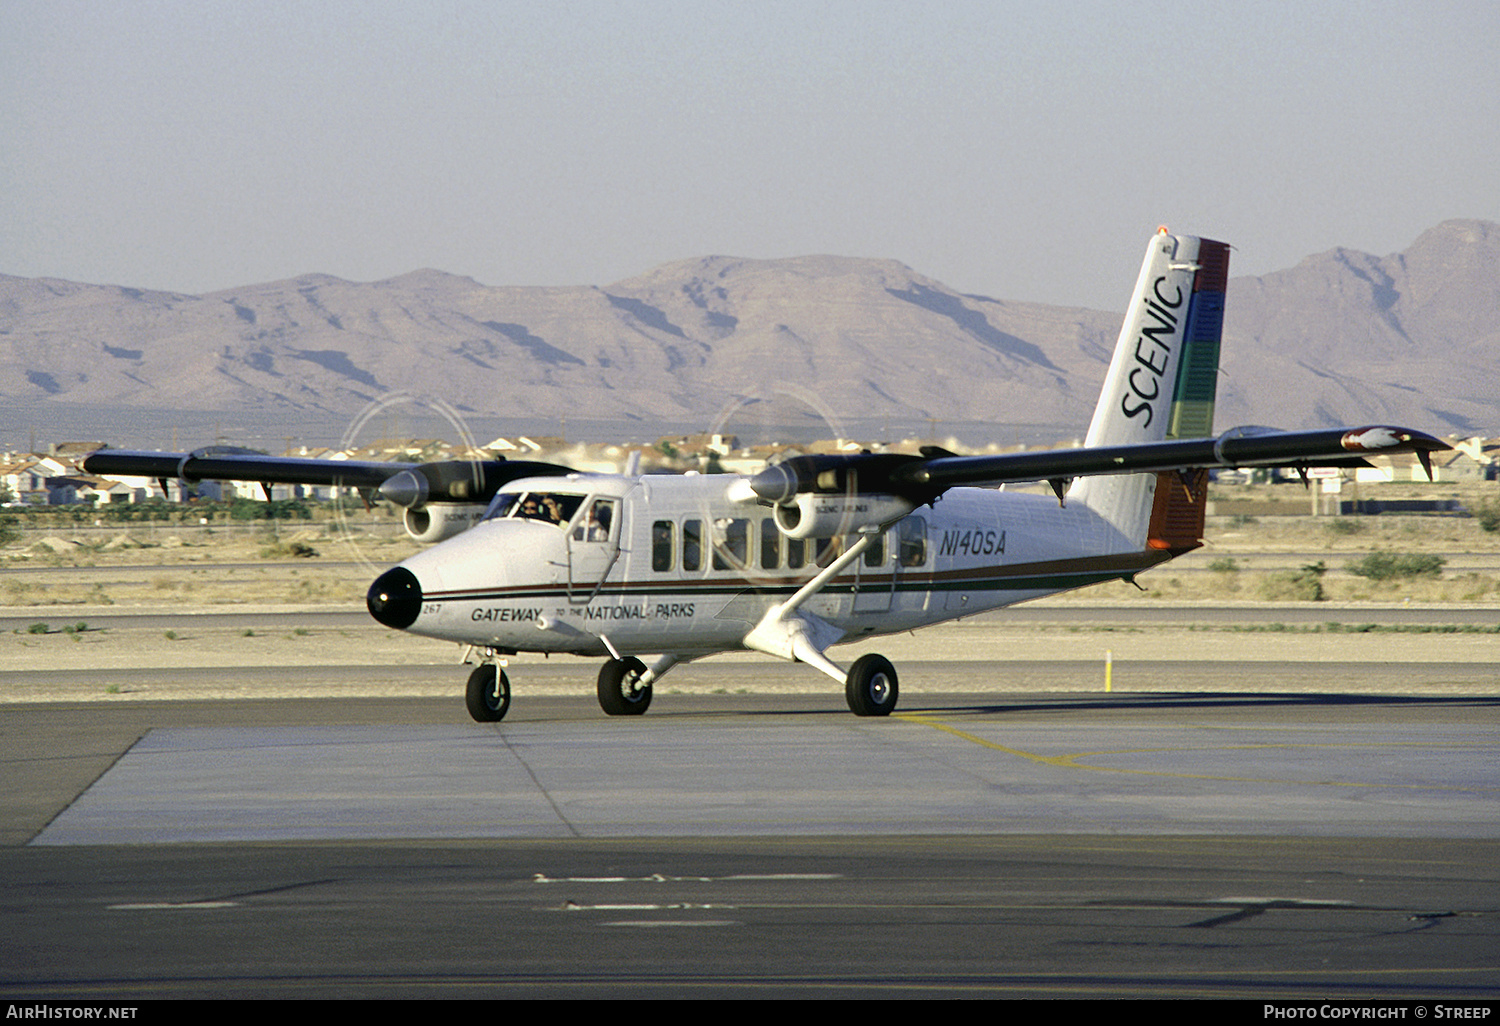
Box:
[742,531,878,684]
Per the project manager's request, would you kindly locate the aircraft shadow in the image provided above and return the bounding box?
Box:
[650,691,1500,721]
[897,691,1500,717]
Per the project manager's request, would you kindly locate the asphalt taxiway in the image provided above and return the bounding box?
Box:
[21,695,1500,844]
[3,602,1498,999]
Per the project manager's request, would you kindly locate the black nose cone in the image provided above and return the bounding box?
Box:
[367,567,422,629]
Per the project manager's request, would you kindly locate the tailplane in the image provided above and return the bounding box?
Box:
[1069,230,1230,547]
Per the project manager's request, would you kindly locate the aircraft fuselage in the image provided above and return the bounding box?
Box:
[377,471,1172,659]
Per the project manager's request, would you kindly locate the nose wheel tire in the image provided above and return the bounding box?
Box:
[465,664,511,722]
[846,654,898,716]
[598,656,652,716]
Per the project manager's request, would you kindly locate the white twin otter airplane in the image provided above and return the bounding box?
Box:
[86,230,1448,722]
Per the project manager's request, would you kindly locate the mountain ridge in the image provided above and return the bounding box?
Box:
[1,219,1494,445]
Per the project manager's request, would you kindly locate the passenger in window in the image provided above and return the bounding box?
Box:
[583,501,612,541]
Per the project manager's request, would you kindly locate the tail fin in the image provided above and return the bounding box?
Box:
[1070,230,1230,546]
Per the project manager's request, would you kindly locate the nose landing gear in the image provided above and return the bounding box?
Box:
[465,663,511,722]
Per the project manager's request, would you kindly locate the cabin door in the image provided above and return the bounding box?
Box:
[565,496,622,604]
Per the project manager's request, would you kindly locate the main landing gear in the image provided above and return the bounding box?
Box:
[597,656,653,716]
[735,528,902,717]
[589,650,896,717]
[845,653,899,717]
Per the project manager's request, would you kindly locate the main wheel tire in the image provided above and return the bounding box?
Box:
[845,654,898,716]
[465,664,511,722]
[597,656,652,716]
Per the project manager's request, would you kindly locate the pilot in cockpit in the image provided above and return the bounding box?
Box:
[516,493,565,524]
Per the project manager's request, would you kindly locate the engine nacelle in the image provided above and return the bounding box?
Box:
[402,503,488,543]
[772,493,915,540]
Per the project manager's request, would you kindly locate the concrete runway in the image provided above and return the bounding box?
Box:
[4,682,1499,999]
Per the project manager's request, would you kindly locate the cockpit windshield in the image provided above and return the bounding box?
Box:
[483,492,521,520]
[482,490,585,527]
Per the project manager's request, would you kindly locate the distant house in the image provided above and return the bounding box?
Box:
[657,432,739,456]
[0,458,44,501]
[48,441,107,460]
[516,436,565,455]
[44,474,136,505]
[1,456,72,503]
[1445,437,1500,482]
[1353,451,1450,484]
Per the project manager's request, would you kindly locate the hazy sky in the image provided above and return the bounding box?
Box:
[3,0,1497,310]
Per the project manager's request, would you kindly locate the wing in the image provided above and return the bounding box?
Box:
[745,425,1450,506]
[82,447,574,506]
[899,425,1449,492]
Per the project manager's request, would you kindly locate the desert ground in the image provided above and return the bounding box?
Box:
[3,481,1498,703]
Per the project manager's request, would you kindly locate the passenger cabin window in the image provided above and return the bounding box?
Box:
[655,517,898,575]
[759,519,780,570]
[713,518,749,570]
[813,536,841,567]
[683,519,703,572]
[652,520,674,571]
[786,537,806,569]
[898,516,927,567]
